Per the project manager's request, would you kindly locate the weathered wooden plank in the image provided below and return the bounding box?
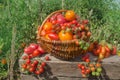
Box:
[19,53,120,80]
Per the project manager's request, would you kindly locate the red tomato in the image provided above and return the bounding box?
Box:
[78,64,82,69]
[26,59,31,64]
[48,33,59,40]
[39,68,44,73]
[111,46,117,55]
[22,55,28,60]
[85,58,90,62]
[51,20,57,24]
[31,63,36,68]
[33,60,39,65]
[45,56,50,61]
[21,64,27,69]
[35,70,41,75]
[29,67,35,72]
[82,20,89,24]
[24,47,35,55]
[80,24,85,30]
[38,46,45,54]
[41,62,46,67]
[29,43,39,50]
[81,65,85,70]
[86,69,91,74]
[71,20,77,24]
[81,69,86,74]
[32,49,41,57]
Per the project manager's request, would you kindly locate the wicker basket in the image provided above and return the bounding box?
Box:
[37,10,88,60]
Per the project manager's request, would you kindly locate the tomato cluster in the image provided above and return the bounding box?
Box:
[39,10,91,42]
[88,41,117,60]
[24,43,45,57]
[78,54,102,77]
[21,58,46,75]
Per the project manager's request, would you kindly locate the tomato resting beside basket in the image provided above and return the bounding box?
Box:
[38,10,91,41]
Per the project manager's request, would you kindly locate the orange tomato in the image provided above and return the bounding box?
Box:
[65,10,76,21]
[43,22,53,31]
[90,67,95,71]
[96,63,101,68]
[58,30,73,41]
[1,59,7,65]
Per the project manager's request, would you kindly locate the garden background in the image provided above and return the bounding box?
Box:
[0,0,120,79]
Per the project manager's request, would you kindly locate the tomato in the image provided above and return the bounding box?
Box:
[31,63,36,68]
[111,46,117,55]
[38,46,45,54]
[41,62,46,67]
[89,63,94,67]
[86,69,91,74]
[58,30,73,41]
[57,14,67,24]
[105,45,110,53]
[101,47,106,55]
[96,63,101,68]
[80,24,85,30]
[82,20,89,24]
[85,58,90,62]
[45,56,50,61]
[35,70,41,75]
[71,20,77,24]
[81,69,86,74]
[32,49,41,57]
[22,55,28,60]
[21,64,27,69]
[39,68,44,73]
[90,67,95,71]
[97,67,102,72]
[24,47,35,55]
[1,59,7,65]
[51,20,57,24]
[29,67,35,72]
[81,65,85,70]
[87,31,91,37]
[99,54,104,59]
[29,43,39,50]
[26,59,31,64]
[43,22,53,31]
[48,33,59,40]
[105,52,110,58]
[33,60,39,65]
[65,10,76,21]
[78,64,82,69]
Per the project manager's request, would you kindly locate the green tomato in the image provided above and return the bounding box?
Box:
[97,67,102,72]
[95,72,100,76]
[92,71,96,76]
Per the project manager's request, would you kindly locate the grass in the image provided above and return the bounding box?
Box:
[0,0,120,79]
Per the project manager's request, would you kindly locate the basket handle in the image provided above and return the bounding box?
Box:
[38,10,68,36]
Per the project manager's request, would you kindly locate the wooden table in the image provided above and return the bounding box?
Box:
[19,53,120,80]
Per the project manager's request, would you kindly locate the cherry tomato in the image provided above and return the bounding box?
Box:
[35,70,41,75]
[86,69,91,74]
[80,24,85,30]
[21,64,27,69]
[96,63,101,68]
[71,20,77,24]
[81,65,85,70]
[82,20,89,24]
[85,58,90,62]
[29,67,35,72]
[87,31,91,37]
[39,68,44,73]
[45,56,50,61]
[78,64,82,69]
[51,20,57,24]
[81,69,86,74]
[41,62,46,67]
[91,67,95,71]
[111,46,117,55]
[26,59,31,64]
[33,60,39,65]
[22,55,28,60]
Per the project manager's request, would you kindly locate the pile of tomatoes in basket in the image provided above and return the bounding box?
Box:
[38,10,91,41]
